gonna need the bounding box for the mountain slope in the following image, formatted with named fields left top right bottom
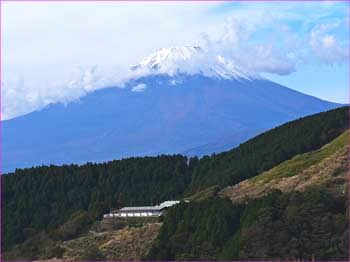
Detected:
left=3, top=107, right=348, bottom=256
left=216, top=132, right=349, bottom=260
left=219, top=130, right=348, bottom=203
left=146, top=131, right=348, bottom=260
left=3, top=68, right=341, bottom=172
left=186, top=106, right=348, bottom=193
left=63, top=222, right=162, bottom=261
left=3, top=222, right=162, bottom=261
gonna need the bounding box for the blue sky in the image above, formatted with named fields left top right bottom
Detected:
left=2, top=1, right=349, bottom=120
left=212, top=1, right=348, bottom=104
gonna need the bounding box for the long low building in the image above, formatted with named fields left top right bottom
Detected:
left=103, top=200, right=182, bottom=218
left=112, top=206, right=163, bottom=217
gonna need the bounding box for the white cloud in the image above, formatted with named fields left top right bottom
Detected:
left=309, top=22, right=348, bottom=65
left=1, top=65, right=116, bottom=120
left=322, top=35, right=336, bottom=48
left=131, top=83, right=146, bottom=92
left=2, top=2, right=222, bottom=119
left=200, top=17, right=298, bottom=76
left=2, top=2, right=348, bottom=120
left=169, top=79, right=183, bottom=86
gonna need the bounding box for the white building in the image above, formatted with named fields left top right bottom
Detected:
left=103, top=200, right=183, bottom=218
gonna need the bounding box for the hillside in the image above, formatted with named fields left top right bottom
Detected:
left=220, top=130, right=349, bottom=203
left=4, top=222, right=162, bottom=261
left=2, top=155, right=190, bottom=252
left=146, top=131, right=349, bottom=260
left=2, top=107, right=349, bottom=259
left=63, top=222, right=162, bottom=260
left=187, top=106, right=348, bottom=193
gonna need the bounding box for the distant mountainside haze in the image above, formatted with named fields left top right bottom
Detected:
left=2, top=46, right=342, bottom=172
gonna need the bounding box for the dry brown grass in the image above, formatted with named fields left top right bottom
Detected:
left=99, top=222, right=162, bottom=260
left=220, top=141, right=349, bottom=204
left=62, top=222, right=162, bottom=261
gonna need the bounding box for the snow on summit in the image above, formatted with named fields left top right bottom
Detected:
left=131, top=46, right=252, bottom=80
left=136, top=46, right=201, bottom=70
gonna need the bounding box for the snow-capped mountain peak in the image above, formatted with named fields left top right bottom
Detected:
left=131, top=46, right=252, bottom=80
left=136, top=46, right=201, bottom=70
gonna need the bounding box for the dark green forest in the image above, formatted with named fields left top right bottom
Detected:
left=2, top=155, right=190, bottom=251
left=187, top=106, right=349, bottom=193
left=2, top=106, right=349, bottom=255
left=146, top=188, right=348, bottom=260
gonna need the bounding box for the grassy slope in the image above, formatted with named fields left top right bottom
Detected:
left=220, top=130, right=349, bottom=203
left=250, top=130, right=348, bottom=184
left=4, top=221, right=162, bottom=261
left=188, top=106, right=348, bottom=193
left=185, top=185, right=220, bottom=202
left=150, top=132, right=349, bottom=260
left=63, top=223, right=162, bottom=260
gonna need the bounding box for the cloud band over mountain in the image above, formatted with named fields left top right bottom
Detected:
left=2, top=2, right=348, bottom=120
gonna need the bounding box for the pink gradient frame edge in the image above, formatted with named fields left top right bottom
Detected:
left=0, top=1, right=349, bottom=262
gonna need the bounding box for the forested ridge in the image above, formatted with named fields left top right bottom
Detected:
left=146, top=188, right=347, bottom=260
left=2, top=155, right=191, bottom=251
left=187, top=106, right=349, bottom=193
left=2, top=106, right=349, bottom=256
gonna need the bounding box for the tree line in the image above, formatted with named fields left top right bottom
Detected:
left=2, top=106, right=348, bottom=253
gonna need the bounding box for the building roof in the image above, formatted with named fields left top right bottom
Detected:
left=112, top=206, right=162, bottom=213
left=120, top=206, right=161, bottom=211
left=111, top=200, right=183, bottom=213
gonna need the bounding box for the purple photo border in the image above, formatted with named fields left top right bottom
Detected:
left=1, top=1, right=3, bottom=262
left=0, top=0, right=348, bottom=2
left=348, top=2, right=350, bottom=262
left=0, top=0, right=349, bottom=262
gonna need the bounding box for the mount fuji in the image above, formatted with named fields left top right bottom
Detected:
left=2, top=46, right=341, bottom=173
